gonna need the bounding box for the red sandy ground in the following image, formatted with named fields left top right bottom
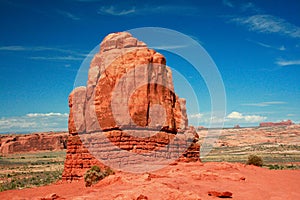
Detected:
left=1, top=161, right=299, bottom=200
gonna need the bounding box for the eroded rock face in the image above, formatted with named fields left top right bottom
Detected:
left=0, top=132, right=68, bottom=155
left=260, top=120, right=293, bottom=127
left=62, top=32, right=199, bottom=180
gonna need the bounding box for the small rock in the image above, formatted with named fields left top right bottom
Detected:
left=208, top=190, right=232, bottom=198
left=40, top=193, right=61, bottom=200
left=136, top=194, right=148, bottom=200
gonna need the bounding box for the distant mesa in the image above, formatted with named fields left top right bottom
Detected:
left=259, top=120, right=293, bottom=127
left=0, top=132, right=68, bottom=156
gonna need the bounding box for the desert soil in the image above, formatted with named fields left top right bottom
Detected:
left=0, top=161, right=299, bottom=200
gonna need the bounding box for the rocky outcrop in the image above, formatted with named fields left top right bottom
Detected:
left=259, top=120, right=293, bottom=127
left=62, top=32, right=199, bottom=181
left=0, top=132, right=68, bottom=155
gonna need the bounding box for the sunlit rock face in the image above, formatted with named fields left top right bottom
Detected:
left=62, top=32, right=199, bottom=181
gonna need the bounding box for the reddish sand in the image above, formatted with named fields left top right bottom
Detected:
left=1, top=161, right=299, bottom=200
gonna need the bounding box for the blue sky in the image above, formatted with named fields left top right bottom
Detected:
left=0, top=0, right=299, bottom=133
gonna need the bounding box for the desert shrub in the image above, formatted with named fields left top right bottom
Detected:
left=104, top=166, right=115, bottom=176
left=84, top=166, right=104, bottom=187
left=269, top=164, right=284, bottom=170
left=84, top=166, right=114, bottom=187
left=246, top=154, right=263, bottom=167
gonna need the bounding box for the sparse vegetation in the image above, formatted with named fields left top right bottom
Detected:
left=0, top=150, right=65, bottom=192
left=246, top=154, right=263, bottom=167
left=0, top=170, right=61, bottom=191
left=84, top=165, right=114, bottom=187
left=268, top=164, right=284, bottom=170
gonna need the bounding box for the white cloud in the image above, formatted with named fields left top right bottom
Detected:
left=226, top=111, right=266, bottom=122
left=0, top=113, right=68, bottom=133
left=231, top=14, right=300, bottom=38
left=189, top=111, right=266, bottom=126
left=26, top=112, right=68, bottom=117
left=189, top=113, right=204, bottom=119
left=98, top=6, right=135, bottom=16
left=243, top=115, right=266, bottom=123
left=276, top=60, right=300, bottom=66
left=227, top=111, right=243, bottom=119
left=242, top=101, right=286, bottom=107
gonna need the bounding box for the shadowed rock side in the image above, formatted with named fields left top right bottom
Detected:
left=62, top=32, right=199, bottom=180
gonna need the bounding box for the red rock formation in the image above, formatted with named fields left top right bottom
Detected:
left=259, top=120, right=293, bottom=127
left=0, top=132, right=68, bottom=155
left=234, top=124, right=241, bottom=129
left=62, top=32, right=199, bottom=181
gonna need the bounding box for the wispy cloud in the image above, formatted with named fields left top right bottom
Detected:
left=0, top=45, right=87, bottom=61
left=0, top=46, right=27, bottom=51
left=223, top=0, right=234, bottom=8
left=30, top=56, right=83, bottom=61
left=98, top=5, right=199, bottom=16
left=240, top=2, right=261, bottom=13
left=150, top=44, right=190, bottom=50
left=242, top=101, right=287, bottom=107
left=0, top=45, right=85, bottom=54
left=0, top=112, right=68, bottom=133
left=231, top=15, right=300, bottom=38
left=57, top=10, right=80, bottom=20
left=247, top=39, right=286, bottom=51
left=98, top=6, right=135, bottom=16
left=276, top=59, right=300, bottom=66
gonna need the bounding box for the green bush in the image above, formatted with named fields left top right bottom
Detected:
left=269, top=164, right=284, bottom=170
left=84, top=166, right=104, bottom=187
left=246, top=154, right=263, bottom=167
left=84, top=166, right=114, bottom=187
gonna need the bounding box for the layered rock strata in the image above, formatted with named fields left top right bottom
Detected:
left=62, top=32, right=199, bottom=180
